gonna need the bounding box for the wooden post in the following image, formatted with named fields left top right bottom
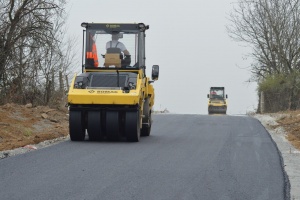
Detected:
left=51, top=69, right=55, bottom=92
left=59, top=71, right=64, bottom=93
left=65, top=74, right=69, bottom=92
left=260, top=91, right=265, bottom=113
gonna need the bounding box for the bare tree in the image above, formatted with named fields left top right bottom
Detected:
left=0, top=0, right=78, bottom=106
left=227, top=0, right=300, bottom=110
left=228, top=0, right=300, bottom=77
left=36, top=11, right=78, bottom=106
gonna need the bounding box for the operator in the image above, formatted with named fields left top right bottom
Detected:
left=106, top=33, right=131, bottom=66
left=211, top=91, right=217, bottom=98
left=86, top=32, right=99, bottom=67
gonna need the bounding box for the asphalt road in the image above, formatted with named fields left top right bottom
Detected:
left=0, top=114, right=289, bottom=200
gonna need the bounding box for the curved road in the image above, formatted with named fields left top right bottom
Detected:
left=0, top=114, right=289, bottom=200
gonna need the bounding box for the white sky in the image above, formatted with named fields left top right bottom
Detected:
left=66, top=0, right=258, bottom=115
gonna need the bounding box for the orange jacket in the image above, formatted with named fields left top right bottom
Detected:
left=86, top=42, right=99, bottom=67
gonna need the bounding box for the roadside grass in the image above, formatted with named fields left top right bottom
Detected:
left=276, top=110, right=300, bottom=150
left=23, top=128, right=33, bottom=137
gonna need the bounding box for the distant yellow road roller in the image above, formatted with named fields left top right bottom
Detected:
left=68, top=23, right=159, bottom=142
left=207, top=87, right=228, bottom=114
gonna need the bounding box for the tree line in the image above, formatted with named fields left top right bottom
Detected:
left=227, top=0, right=300, bottom=112
left=0, top=0, right=76, bottom=107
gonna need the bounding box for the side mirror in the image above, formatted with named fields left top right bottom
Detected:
left=226, top=94, right=228, bottom=98
left=152, top=65, right=159, bottom=81
left=207, top=94, right=209, bottom=98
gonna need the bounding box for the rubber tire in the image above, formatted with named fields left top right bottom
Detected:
left=69, top=111, right=85, bottom=141
left=126, top=111, right=140, bottom=142
left=87, top=111, right=102, bottom=141
left=106, top=111, right=119, bottom=140
left=141, top=98, right=151, bottom=136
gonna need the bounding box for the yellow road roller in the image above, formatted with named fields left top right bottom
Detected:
left=207, top=87, right=228, bottom=114
left=68, top=23, right=159, bottom=142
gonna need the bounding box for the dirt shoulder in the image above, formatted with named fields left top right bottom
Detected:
left=272, top=110, right=300, bottom=150
left=0, top=103, right=69, bottom=152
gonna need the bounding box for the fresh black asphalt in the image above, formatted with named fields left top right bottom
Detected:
left=0, top=114, right=289, bottom=200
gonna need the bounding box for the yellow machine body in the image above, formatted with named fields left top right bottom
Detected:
left=68, top=22, right=159, bottom=142
left=207, top=87, right=228, bottom=114
left=68, top=70, right=146, bottom=105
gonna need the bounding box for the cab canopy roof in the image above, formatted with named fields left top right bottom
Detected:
left=80, top=22, right=149, bottom=33
left=210, top=87, right=224, bottom=90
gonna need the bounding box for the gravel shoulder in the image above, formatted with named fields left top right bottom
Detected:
left=253, top=114, right=300, bottom=200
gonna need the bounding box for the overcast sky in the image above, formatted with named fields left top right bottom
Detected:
left=66, top=0, right=258, bottom=115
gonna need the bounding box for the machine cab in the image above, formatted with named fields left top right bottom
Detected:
left=81, top=23, right=148, bottom=70
left=208, top=87, right=227, bottom=99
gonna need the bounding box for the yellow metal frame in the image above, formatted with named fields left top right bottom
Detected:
left=68, top=68, right=154, bottom=110
left=208, top=99, right=227, bottom=108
